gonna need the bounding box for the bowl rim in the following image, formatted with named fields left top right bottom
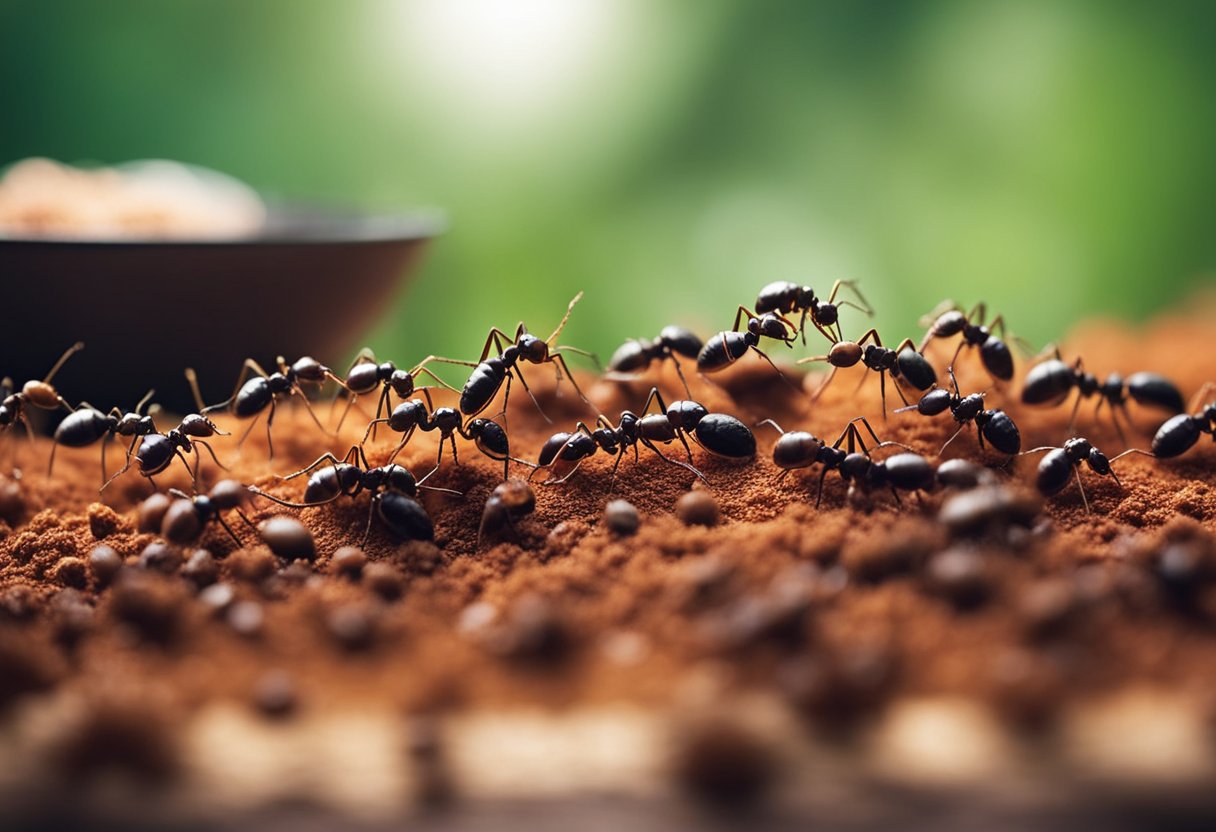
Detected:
left=0, top=208, right=447, bottom=247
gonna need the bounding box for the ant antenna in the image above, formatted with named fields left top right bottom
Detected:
left=547, top=291, right=585, bottom=345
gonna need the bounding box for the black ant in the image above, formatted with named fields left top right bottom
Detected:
left=420, top=292, right=599, bottom=423
left=1148, top=382, right=1216, bottom=459
left=1022, top=437, right=1134, bottom=513
left=796, top=330, right=937, bottom=417
left=1021, top=349, right=1185, bottom=443
left=101, top=369, right=230, bottom=492
left=333, top=348, right=460, bottom=433
left=533, top=388, right=756, bottom=485
left=0, top=342, right=84, bottom=447
left=360, top=399, right=531, bottom=480
left=696, top=306, right=800, bottom=388
left=896, top=369, right=1022, bottom=457
left=49, top=389, right=157, bottom=480
left=753, top=279, right=874, bottom=344
left=756, top=417, right=910, bottom=506
left=919, top=302, right=1015, bottom=382
left=197, top=355, right=338, bottom=458
left=250, top=445, right=456, bottom=543
left=161, top=480, right=258, bottom=546
left=839, top=449, right=938, bottom=506
left=605, top=326, right=703, bottom=396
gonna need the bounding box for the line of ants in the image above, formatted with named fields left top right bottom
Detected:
left=2, top=283, right=1210, bottom=530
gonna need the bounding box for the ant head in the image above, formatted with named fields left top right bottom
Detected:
left=815, top=302, right=839, bottom=326
left=388, top=369, right=415, bottom=398
left=1088, top=448, right=1112, bottom=475
left=179, top=413, right=219, bottom=437
left=290, top=356, right=328, bottom=384
left=750, top=314, right=793, bottom=342
left=517, top=333, right=549, bottom=363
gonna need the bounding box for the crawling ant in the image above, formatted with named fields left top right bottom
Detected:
left=919, top=302, right=1015, bottom=382
left=796, top=330, right=937, bottom=417
left=421, top=292, right=599, bottom=423
left=0, top=342, right=83, bottom=448
left=49, top=389, right=156, bottom=481
left=360, top=399, right=530, bottom=480
left=161, top=480, right=258, bottom=546
left=1021, top=349, right=1184, bottom=443
left=605, top=326, right=703, bottom=396
left=198, top=355, right=337, bottom=458
left=896, top=369, right=1021, bottom=458
left=696, top=306, right=801, bottom=389
left=753, top=279, right=874, bottom=344
left=1147, top=382, right=1216, bottom=459
left=533, top=388, right=755, bottom=485
left=840, top=450, right=938, bottom=506
left=758, top=416, right=908, bottom=507
left=1022, top=437, right=1134, bottom=513
left=250, top=444, right=455, bottom=543
left=333, top=348, right=459, bottom=433
left=101, top=369, right=230, bottom=492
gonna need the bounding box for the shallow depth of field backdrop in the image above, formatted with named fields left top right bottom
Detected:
left=3, top=0, right=1215, bottom=362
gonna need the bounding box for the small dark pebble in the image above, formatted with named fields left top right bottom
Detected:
left=226, top=600, right=264, bottom=638
left=138, top=541, right=182, bottom=575
left=0, top=585, right=41, bottom=621
left=87, top=503, right=125, bottom=540
left=259, top=517, right=316, bottom=561
left=925, top=548, right=992, bottom=610
left=604, top=499, right=640, bottom=536
left=252, top=669, right=298, bottom=718
left=478, top=480, right=536, bottom=542
left=108, top=571, right=184, bottom=644
left=674, top=719, right=776, bottom=809
left=197, top=582, right=236, bottom=614
left=939, top=485, right=1040, bottom=536
left=364, top=562, right=404, bottom=601
left=89, top=545, right=123, bottom=587
left=0, top=477, right=24, bottom=525
left=485, top=594, right=570, bottom=664
left=137, top=493, right=172, bottom=534
left=331, top=546, right=367, bottom=579
left=50, top=589, right=94, bottom=647
left=181, top=548, right=218, bottom=588
left=161, top=500, right=202, bottom=545
left=52, top=556, right=89, bottom=590
left=676, top=490, right=719, bottom=527
left=327, top=604, right=375, bottom=650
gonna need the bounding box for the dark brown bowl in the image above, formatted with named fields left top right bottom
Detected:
left=0, top=209, right=442, bottom=415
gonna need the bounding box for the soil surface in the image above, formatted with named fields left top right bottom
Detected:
left=1, top=301, right=1215, bottom=806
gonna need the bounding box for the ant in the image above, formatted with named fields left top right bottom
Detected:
left=1022, top=437, right=1134, bottom=513
left=756, top=417, right=911, bottom=506
left=696, top=306, right=800, bottom=388
left=605, top=326, right=703, bottom=396
left=796, top=330, right=937, bottom=417
left=360, top=399, right=530, bottom=481
left=250, top=445, right=456, bottom=543
left=1021, top=349, right=1185, bottom=443
left=420, top=292, right=599, bottom=424
left=1148, top=382, right=1216, bottom=460
left=49, top=389, right=156, bottom=481
left=101, top=369, right=230, bottom=492
left=896, top=369, right=1022, bottom=457
left=533, top=388, right=756, bottom=485
left=919, top=302, right=1015, bottom=382
left=197, top=355, right=338, bottom=458
left=839, top=449, right=938, bottom=506
left=753, top=279, right=874, bottom=344
left=161, top=480, right=258, bottom=547
left=333, top=348, right=460, bottom=433
left=0, top=342, right=84, bottom=448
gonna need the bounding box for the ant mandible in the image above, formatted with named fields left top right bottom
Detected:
left=1021, top=348, right=1185, bottom=443
left=753, top=279, right=874, bottom=344
left=198, top=355, right=338, bottom=458
left=919, top=302, right=1015, bottom=382
left=796, top=329, right=937, bottom=417
left=420, top=292, right=599, bottom=424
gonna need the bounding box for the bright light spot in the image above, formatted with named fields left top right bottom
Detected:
left=388, top=0, right=625, bottom=128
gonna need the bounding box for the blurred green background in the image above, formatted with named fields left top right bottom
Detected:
left=3, top=0, right=1215, bottom=363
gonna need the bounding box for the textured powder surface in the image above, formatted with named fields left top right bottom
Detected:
left=0, top=305, right=1215, bottom=820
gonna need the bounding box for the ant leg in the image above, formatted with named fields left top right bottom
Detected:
left=99, top=439, right=139, bottom=493
left=292, top=386, right=330, bottom=436
left=675, top=431, right=697, bottom=465
left=478, top=327, right=517, bottom=363
left=1185, top=382, right=1216, bottom=414
left=731, top=305, right=757, bottom=333
left=855, top=328, right=883, bottom=348
left=1104, top=400, right=1128, bottom=447
left=546, top=290, right=586, bottom=344
left=797, top=308, right=810, bottom=346
left=815, top=467, right=831, bottom=508
left=640, top=438, right=707, bottom=483
left=248, top=486, right=341, bottom=509
left=361, top=418, right=392, bottom=447
left=892, top=375, right=912, bottom=407
left=812, top=366, right=837, bottom=402
left=184, top=368, right=210, bottom=414
left=41, top=342, right=84, bottom=386
left=278, top=451, right=347, bottom=481
left=939, top=424, right=967, bottom=458
left=385, top=427, right=418, bottom=466
left=47, top=439, right=60, bottom=478
left=848, top=416, right=886, bottom=453
left=412, top=365, right=461, bottom=395
left=550, top=354, right=599, bottom=414
left=362, top=497, right=378, bottom=546
left=749, top=346, right=801, bottom=394
left=755, top=419, right=785, bottom=436
left=235, top=509, right=260, bottom=535
left=1073, top=466, right=1091, bottom=514
left=827, top=279, right=874, bottom=315
left=945, top=341, right=966, bottom=378
left=553, top=344, right=602, bottom=371
left=264, top=401, right=277, bottom=460
left=640, top=386, right=670, bottom=416
left=214, top=514, right=244, bottom=547
left=988, top=314, right=1008, bottom=339
left=510, top=367, right=551, bottom=424
left=193, top=439, right=229, bottom=473
left=668, top=353, right=693, bottom=398
left=1065, top=393, right=1084, bottom=437
left=448, top=433, right=460, bottom=467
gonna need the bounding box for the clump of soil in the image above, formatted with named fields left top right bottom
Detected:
left=0, top=303, right=1214, bottom=791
